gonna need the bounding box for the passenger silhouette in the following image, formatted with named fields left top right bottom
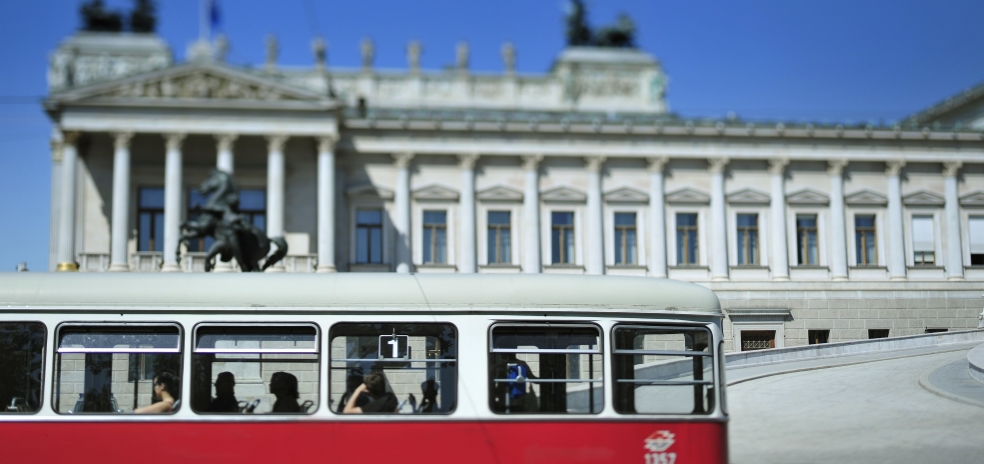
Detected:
left=416, top=379, right=439, bottom=413
left=336, top=371, right=369, bottom=413
left=270, top=372, right=300, bottom=413
left=135, top=371, right=178, bottom=414
left=343, top=371, right=398, bottom=414
left=208, top=372, right=240, bottom=413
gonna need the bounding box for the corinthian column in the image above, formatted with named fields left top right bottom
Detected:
left=521, top=154, right=543, bottom=273
left=458, top=153, right=479, bottom=273
left=161, top=133, right=186, bottom=272
left=55, top=131, right=80, bottom=271
left=316, top=135, right=338, bottom=273
left=648, top=157, right=668, bottom=278
left=393, top=152, right=415, bottom=273
left=585, top=156, right=606, bottom=275
left=769, top=158, right=790, bottom=281
left=828, top=159, right=849, bottom=281
left=109, top=132, right=133, bottom=272
left=886, top=160, right=907, bottom=281
left=709, top=157, right=729, bottom=281
left=265, top=135, right=289, bottom=272
left=943, top=161, right=964, bottom=280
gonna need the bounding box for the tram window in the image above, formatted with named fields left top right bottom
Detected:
left=0, top=322, right=45, bottom=414
left=329, top=323, right=457, bottom=415
left=192, top=324, right=319, bottom=414
left=489, top=324, right=602, bottom=415
left=53, top=324, right=182, bottom=414
left=612, top=325, right=714, bottom=415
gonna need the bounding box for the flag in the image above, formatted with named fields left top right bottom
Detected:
left=210, top=0, right=221, bottom=32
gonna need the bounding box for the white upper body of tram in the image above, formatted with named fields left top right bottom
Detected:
left=0, top=273, right=726, bottom=423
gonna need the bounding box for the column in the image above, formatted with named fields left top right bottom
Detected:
left=161, top=133, right=186, bottom=272
left=458, top=153, right=479, bottom=273
left=521, top=154, right=543, bottom=273
left=768, top=158, right=790, bottom=281
left=216, top=133, right=237, bottom=173
left=585, top=156, right=606, bottom=275
left=393, top=152, right=415, bottom=273
left=213, top=134, right=237, bottom=272
left=265, top=135, right=289, bottom=272
left=316, top=135, right=338, bottom=273
left=109, top=132, right=133, bottom=272
left=886, top=160, right=907, bottom=281
left=943, top=161, right=964, bottom=281
left=828, top=159, right=849, bottom=281
left=709, top=157, right=730, bottom=281
left=55, top=131, right=80, bottom=271
left=648, top=157, right=668, bottom=278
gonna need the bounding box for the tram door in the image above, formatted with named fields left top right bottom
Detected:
left=740, top=330, right=776, bottom=351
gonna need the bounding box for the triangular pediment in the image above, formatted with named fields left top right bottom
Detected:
left=665, top=188, right=710, bottom=205
left=477, top=185, right=523, bottom=202
left=845, top=189, right=887, bottom=206
left=727, top=188, right=770, bottom=205
left=413, top=184, right=459, bottom=201
left=541, top=186, right=587, bottom=203
left=903, top=190, right=944, bottom=206
left=960, top=191, right=984, bottom=206
left=787, top=188, right=829, bottom=206
left=604, top=187, right=649, bottom=203
left=346, top=183, right=394, bottom=199
left=53, top=61, right=331, bottom=105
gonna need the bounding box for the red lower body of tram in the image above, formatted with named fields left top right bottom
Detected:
left=1, top=420, right=725, bottom=463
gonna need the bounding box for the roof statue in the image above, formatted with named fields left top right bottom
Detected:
left=178, top=169, right=288, bottom=272
left=80, top=0, right=157, bottom=33
left=565, top=0, right=637, bottom=48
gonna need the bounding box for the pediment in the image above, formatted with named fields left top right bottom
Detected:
left=604, top=187, right=649, bottom=203
left=727, top=188, right=770, bottom=205
left=787, top=188, right=829, bottom=206
left=665, top=188, right=710, bottom=205
left=960, top=191, right=984, bottom=206
left=477, top=185, right=523, bottom=202
left=541, top=186, right=587, bottom=203
left=54, top=61, right=330, bottom=104
left=902, top=190, right=944, bottom=206
left=413, top=184, right=459, bottom=201
left=346, top=183, right=394, bottom=199
left=845, top=189, right=887, bottom=206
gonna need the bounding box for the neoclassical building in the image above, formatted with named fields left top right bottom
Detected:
left=44, top=32, right=984, bottom=351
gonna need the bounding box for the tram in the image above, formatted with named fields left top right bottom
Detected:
left=0, top=273, right=727, bottom=463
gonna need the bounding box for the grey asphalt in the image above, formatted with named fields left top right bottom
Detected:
left=727, top=345, right=984, bottom=464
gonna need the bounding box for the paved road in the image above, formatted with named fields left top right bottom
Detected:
left=728, top=348, right=984, bottom=464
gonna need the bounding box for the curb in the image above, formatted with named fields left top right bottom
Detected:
left=916, top=365, right=984, bottom=410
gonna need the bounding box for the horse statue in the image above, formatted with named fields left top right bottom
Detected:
left=178, top=169, right=288, bottom=272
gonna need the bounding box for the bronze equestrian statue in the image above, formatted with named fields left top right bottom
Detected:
left=178, top=169, right=288, bottom=272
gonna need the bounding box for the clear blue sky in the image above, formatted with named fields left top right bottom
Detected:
left=2, top=0, right=983, bottom=271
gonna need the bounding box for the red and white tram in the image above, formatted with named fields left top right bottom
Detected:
left=0, top=273, right=727, bottom=463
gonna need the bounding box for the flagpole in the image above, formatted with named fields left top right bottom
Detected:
left=200, top=0, right=210, bottom=41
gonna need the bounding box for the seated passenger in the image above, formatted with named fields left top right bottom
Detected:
left=336, top=371, right=369, bottom=413
left=416, top=379, right=439, bottom=413
left=270, top=372, right=300, bottom=413
left=134, top=372, right=178, bottom=414
left=343, top=371, right=398, bottom=414
left=493, top=352, right=537, bottom=413
left=208, top=372, right=240, bottom=413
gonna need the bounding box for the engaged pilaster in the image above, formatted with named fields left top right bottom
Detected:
left=886, top=160, right=907, bottom=281
left=55, top=131, right=80, bottom=271
left=943, top=161, right=964, bottom=280
left=828, top=159, right=849, bottom=281
left=585, top=156, right=606, bottom=275
left=458, top=153, right=480, bottom=273
left=709, top=157, right=730, bottom=281
left=393, top=152, right=415, bottom=273
left=109, top=132, right=134, bottom=272
left=769, top=158, right=790, bottom=281
left=161, top=133, right=186, bottom=272
left=648, top=157, right=668, bottom=278
left=521, top=154, right=543, bottom=273
left=316, top=135, right=338, bottom=273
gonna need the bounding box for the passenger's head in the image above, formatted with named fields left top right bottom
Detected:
left=364, top=371, right=388, bottom=397
left=421, top=379, right=439, bottom=398
left=215, top=372, right=236, bottom=395
left=154, top=372, right=179, bottom=398
left=270, top=372, right=299, bottom=399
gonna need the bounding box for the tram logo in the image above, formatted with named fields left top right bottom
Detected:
left=644, top=430, right=675, bottom=452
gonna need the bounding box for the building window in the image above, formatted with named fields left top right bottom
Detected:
left=138, top=187, right=164, bottom=252
left=807, top=330, right=829, bottom=345
left=356, top=209, right=383, bottom=264
left=868, top=329, right=889, bottom=339
left=968, top=216, right=984, bottom=266
left=911, top=216, right=935, bottom=266
left=422, top=211, right=448, bottom=264
left=676, top=213, right=698, bottom=265
left=925, top=328, right=948, bottom=334
left=736, top=213, right=758, bottom=265
left=796, top=214, right=819, bottom=266
left=614, top=212, right=637, bottom=265
left=854, top=215, right=877, bottom=266
left=487, top=211, right=511, bottom=264
left=551, top=212, right=575, bottom=264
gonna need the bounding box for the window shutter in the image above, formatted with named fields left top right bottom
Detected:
left=911, top=216, right=934, bottom=252
left=969, top=217, right=984, bottom=254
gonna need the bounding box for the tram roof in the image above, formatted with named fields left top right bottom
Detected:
left=0, top=273, right=720, bottom=314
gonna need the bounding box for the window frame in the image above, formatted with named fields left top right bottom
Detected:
left=487, top=210, right=512, bottom=265
left=854, top=214, right=878, bottom=266
left=613, top=212, right=638, bottom=266
left=910, top=214, right=937, bottom=267
left=735, top=213, right=759, bottom=266
left=422, top=210, right=448, bottom=264
left=675, top=212, right=700, bottom=266
left=0, top=321, right=47, bottom=415
left=137, top=186, right=165, bottom=252
left=355, top=208, right=385, bottom=265
left=550, top=211, right=576, bottom=265
left=795, top=213, right=820, bottom=266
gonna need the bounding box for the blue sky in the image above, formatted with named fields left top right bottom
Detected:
left=2, top=0, right=983, bottom=271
